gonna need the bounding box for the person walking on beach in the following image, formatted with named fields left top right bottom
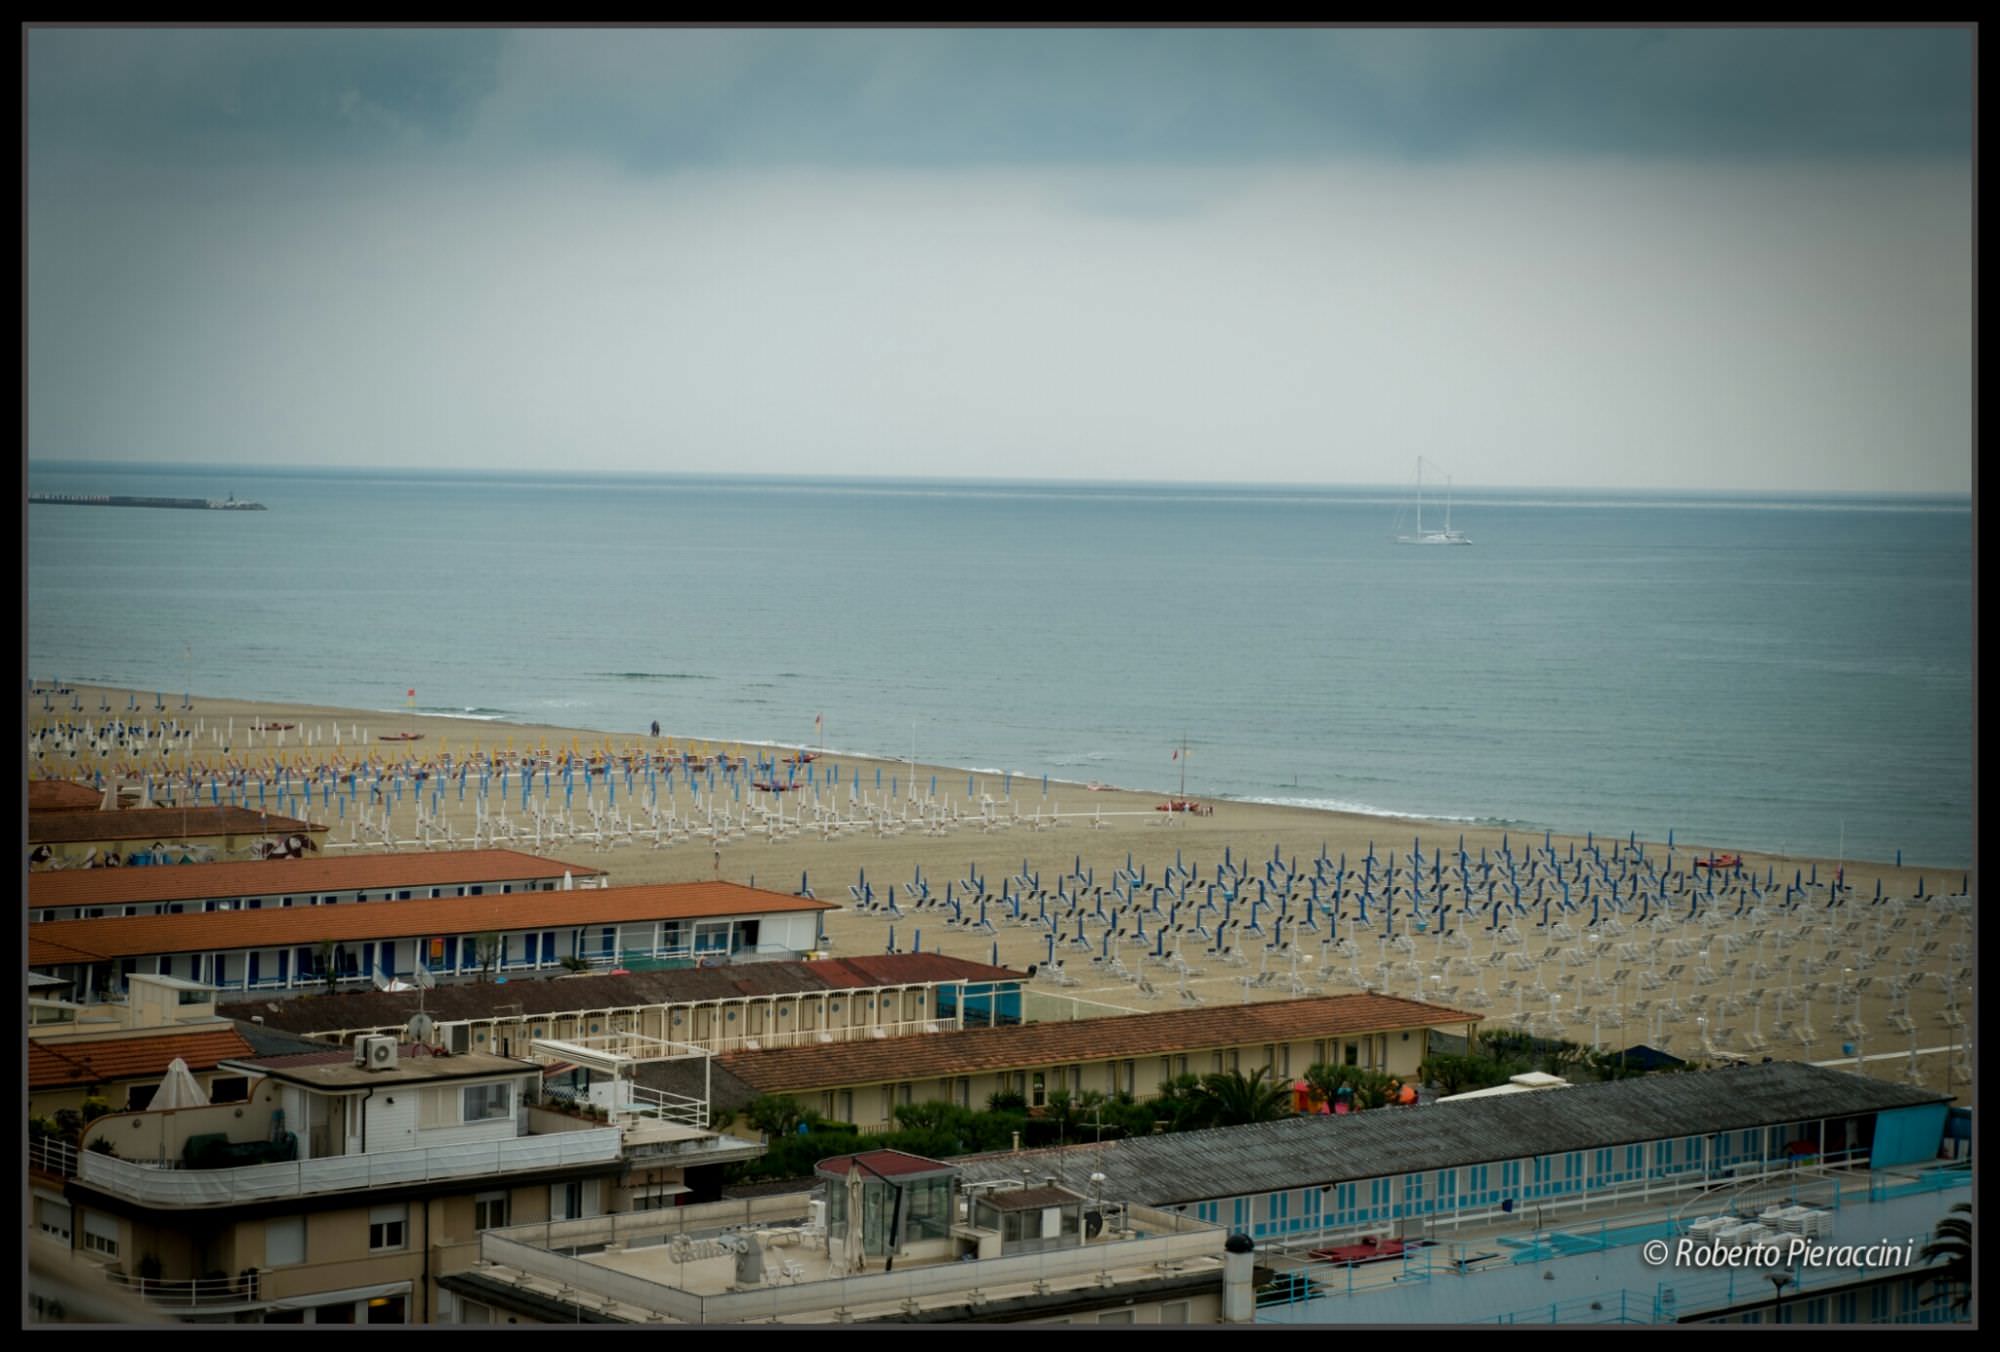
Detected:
left=651, top=720, right=660, bottom=738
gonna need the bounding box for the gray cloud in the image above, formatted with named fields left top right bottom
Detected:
left=25, top=28, right=1974, bottom=492
left=28, top=28, right=1974, bottom=171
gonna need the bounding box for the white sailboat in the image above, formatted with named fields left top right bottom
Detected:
left=1394, top=456, right=1472, bottom=545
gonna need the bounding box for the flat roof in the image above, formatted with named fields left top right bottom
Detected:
left=222, top=1045, right=537, bottom=1090
left=28, top=849, right=603, bottom=909
left=29, top=882, right=835, bottom=964
left=218, top=952, right=1019, bottom=1032
left=981, top=1186, right=1086, bottom=1211
left=719, top=994, right=1479, bottom=1093
left=29, top=806, right=325, bottom=845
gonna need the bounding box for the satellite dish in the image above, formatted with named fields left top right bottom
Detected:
left=407, top=1012, right=436, bottom=1045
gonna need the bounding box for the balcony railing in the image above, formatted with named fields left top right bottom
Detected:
left=104, top=1269, right=263, bottom=1309
left=75, top=1126, right=624, bottom=1207
left=29, top=1137, right=78, bottom=1178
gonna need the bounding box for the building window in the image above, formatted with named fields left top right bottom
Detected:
left=36, top=1198, right=71, bottom=1244
left=210, top=1076, right=250, bottom=1104
left=369, top=1205, right=408, bottom=1252
left=552, top=1181, right=586, bottom=1221
left=463, top=1082, right=513, bottom=1121
left=474, top=1192, right=509, bottom=1231
left=266, top=1216, right=306, bottom=1267
left=126, top=1083, right=159, bottom=1111
left=1030, top=1072, right=1047, bottom=1108
left=82, top=1211, right=119, bottom=1259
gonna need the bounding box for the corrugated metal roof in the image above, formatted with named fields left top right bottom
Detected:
left=215, top=952, right=1019, bottom=1032
left=28, top=882, right=833, bottom=964
left=29, top=1027, right=256, bottom=1089
left=719, top=995, right=1476, bottom=1093
left=29, top=806, right=324, bottom=845
left=949, top=1063, right=1952, bottom=1204
left=28, top=849, right=602, bottom=908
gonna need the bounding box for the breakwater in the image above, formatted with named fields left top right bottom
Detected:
left=30, top=493, right=265, bottom=511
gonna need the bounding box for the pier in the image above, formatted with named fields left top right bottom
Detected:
left=30, top=493, right=266, bottom=511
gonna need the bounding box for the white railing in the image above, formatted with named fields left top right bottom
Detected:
left=620, top=1084, right=707, bottom=1129
left=478, top=1202, right=1221, bottom=1323
left=76, top=1126, right=623, bottom=1207
left=29, top=1137, right=78, bottom=1177
left=104, top=1269, right=262, bottom=1308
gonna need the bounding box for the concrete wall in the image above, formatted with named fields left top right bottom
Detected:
left=81, top=1078, right=285, bottom=1162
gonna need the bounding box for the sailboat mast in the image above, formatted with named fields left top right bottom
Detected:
left=1415, top=457, right=1423, bottom=534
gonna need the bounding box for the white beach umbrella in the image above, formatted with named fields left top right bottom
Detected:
left=152, top=1057, right=210, bottom=1110
left=845, top=1162, right=867, bottom=1273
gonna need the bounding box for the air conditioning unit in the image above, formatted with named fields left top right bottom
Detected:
left=355, top=1034, right=398, bottom=1071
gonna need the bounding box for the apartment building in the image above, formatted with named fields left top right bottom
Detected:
left=30, top=1037, right=761, bottom=1324
left=441, top=1149, right=1258, bottom=1325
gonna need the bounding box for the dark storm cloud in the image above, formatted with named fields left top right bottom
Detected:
left=28, top=28, right=1974, bottom=170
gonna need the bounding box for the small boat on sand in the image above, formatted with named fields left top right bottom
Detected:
left=379, top=732, right=426, bottom=742
left=1694, top=853, right=1741, bottom=870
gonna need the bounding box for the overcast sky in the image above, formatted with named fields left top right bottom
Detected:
left=26, top=27, right=1974, bottom=492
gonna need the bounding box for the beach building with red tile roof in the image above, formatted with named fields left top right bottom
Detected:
left=715, top=993, right=1481, bottom=1131
left=29, top=849, right=603, bottom=922
left=29, top=881, right=836, bottom=1003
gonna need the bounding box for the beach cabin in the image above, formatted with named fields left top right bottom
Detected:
left=29, top=882, right=836, bottom=1002
left=28, top=849, right=604, bottom=922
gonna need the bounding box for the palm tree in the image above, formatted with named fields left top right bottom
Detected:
left=1197, top=1067, right=1293, bottom=1127
left=1152, top=1074, right=1212, bottom=1131
left=1043, top=1088, right=1079, bottom=1144
left=1919, top=1202, right=1971, bottom=1314
left=1303, top=1062, right=1396, bottom=1111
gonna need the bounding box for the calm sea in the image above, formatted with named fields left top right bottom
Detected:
left=25, top=462, right=1975, bottom=869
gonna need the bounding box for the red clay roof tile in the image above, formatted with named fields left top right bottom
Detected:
left=29, top=849, right=602, bottom=909
left=29, top=1027, right=256, bottom=1089
left=29, top=807, right=324, bottom=846
left=720, top=994, right=1479, bottom=1093
left=28, top=882, right=833, bottom=965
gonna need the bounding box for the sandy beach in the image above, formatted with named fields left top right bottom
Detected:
left=27, top=684, right=1973, bottom=1097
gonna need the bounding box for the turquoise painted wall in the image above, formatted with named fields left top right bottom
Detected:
left=1872, top=1105, right=1948, bottom=1168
